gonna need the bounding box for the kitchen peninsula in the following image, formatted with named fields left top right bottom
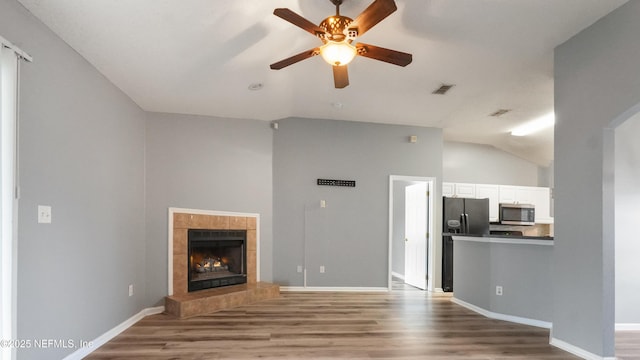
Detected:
left=451, top=234, right=554, bottom=328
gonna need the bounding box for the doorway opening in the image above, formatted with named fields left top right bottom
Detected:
left=388, top=176, right=435, bottom=291
left=612, top=105, right=640, bottom=357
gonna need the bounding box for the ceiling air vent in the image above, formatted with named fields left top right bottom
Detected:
left=490, top=109, right=511, bottom=117
left=432, top=84, right=455, bottom=95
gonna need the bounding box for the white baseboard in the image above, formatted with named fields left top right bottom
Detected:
left=63, top=306, right=165, bottom=360
left=549, top=336, right=616, bottom=360
left=280, top=286, right=388, bottom=292
left=434, top=288, right=444, bottom=293
left=391, top=272, right=405, bottom=280
left=451, top=297, right=552, bottom=329
left=616, top=323, right=640, bottom=331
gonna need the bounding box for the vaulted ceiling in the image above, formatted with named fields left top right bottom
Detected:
left=17, top=0, right=627, bottom=166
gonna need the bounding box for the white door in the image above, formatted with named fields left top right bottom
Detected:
left=404, top=183, right=427, bottom=290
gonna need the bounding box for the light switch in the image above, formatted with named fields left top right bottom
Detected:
left=38, top=205, right=52, bottom=224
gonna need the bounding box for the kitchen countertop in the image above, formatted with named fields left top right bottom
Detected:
left=447, top=233, right=554, bottom=246
left=443, top=233, right=553, bottom=240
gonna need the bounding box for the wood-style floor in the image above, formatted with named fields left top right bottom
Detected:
left=86, top=286, right=621, bottom=360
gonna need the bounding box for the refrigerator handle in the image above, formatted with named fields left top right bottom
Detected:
left=460, top=213, right=466, bottom=234
left=465, top=213, right=470, bottom=233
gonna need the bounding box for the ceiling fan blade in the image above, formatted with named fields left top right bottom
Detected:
left=333, top=65, right=349, bottom=89
left=349, top=0, right=397, bottom=37
left=356, top=43, right=412, bottom=67
left=270, top=48, right=320, bottom=70
left=274, top=8, right=327, bottom=38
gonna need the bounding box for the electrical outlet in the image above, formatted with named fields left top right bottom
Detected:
left=128, top=284, right=134, bottom=297
left=38, top=205, right=52, bottom=224
left=297, top=265, right=303, bottom=273
left=496, top=286, right=503, bottom=296
left=320, top=265, right=325, bottom=273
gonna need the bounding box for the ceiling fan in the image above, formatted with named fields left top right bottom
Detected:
left=270, top=0, right=413, bottom=89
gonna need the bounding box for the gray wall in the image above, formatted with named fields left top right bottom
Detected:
left=454, top=239, right=553, bottom=322
left=273, top=118, right=442, bottom=288
left=1, top=1, right=147, bottom=359
left=615, top=112, right=640, bottom=323
left=554, top=1, right=640, bottom=356
left=144, top=112, right=273, bottom=305
left=443, top=141, right=543, bottom=186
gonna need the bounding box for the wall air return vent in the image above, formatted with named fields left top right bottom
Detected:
left=432, top=84, right=455, bottom=95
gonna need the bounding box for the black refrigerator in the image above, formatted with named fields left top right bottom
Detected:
left=442, top=197, right=490, bottom=292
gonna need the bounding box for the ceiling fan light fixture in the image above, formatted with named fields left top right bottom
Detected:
left=320, top=41, right=357, bottom=66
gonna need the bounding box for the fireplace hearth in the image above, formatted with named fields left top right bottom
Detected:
left=188, top=229, right=247, bottom=292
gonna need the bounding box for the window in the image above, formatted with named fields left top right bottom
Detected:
left=1, top=35, right=31, bottom=360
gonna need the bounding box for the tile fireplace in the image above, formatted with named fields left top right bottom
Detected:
left=165, top=209, right=279, bottom=318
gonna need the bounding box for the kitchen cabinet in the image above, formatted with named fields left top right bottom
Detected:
left=529, top=187, right=552, bottom=223
left=442, top=183, right=454, bottom=197
left=454, top=183, right=476, bottom=198
left=475, top=184, right=499, bottom=222
left=442, top=182, right=476, bottom=198
left=499, top=185, right=534, bottom=204
left=499, top=185, right=535, bottom=204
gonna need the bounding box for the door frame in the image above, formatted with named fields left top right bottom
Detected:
left=388, top=175, right=436, bottom=291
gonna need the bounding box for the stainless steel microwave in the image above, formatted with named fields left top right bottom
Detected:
left=499, top=203, right=535, bottom=225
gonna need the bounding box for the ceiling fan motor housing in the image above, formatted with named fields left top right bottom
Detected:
left=319, top=15, right=355, bottom=42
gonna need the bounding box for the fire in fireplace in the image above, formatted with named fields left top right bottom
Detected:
left=188, top=229, right=247, bottom=292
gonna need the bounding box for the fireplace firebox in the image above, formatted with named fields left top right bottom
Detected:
left=188, top=229, right=247, bottom=292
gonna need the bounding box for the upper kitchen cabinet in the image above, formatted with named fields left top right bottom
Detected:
left=498, top=185, right=535, bottom=204
left=529, top=187, right=552, bottom=223
left=442, top=183, right=454, bottom=197
left=443, top=182, right=476, bottom=198
left=476, top=184, right=499, bottom=222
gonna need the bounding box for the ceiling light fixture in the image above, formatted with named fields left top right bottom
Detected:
left=320, top=41, right=357, bottom=66
left=510, top=112, right=555, bottom=136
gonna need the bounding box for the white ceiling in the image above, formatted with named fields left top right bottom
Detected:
left=17, top=0, right=627, bottom=166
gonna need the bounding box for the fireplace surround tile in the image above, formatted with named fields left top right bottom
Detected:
left=172, top=254, right=188, bottom=295
left=247, top=230, right=257, bottom=252
left=229, top=216, right=247, bottom=229
left=174, top=213, right=190, bottom=228
left=172, top=229, right=187, bottom=255
left=191, top=214, right=211, bottom=229
left=247, top=216, right=257, bottom=230
left=247, top=250, right=257, bottom=284
left=210, top=215, right=229, bottom=229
